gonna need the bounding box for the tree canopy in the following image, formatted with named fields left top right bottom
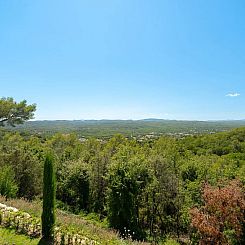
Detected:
left=0, top=97, right=36, bottom=127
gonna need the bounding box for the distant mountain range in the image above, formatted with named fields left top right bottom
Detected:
left=31, top=118, right=245, bottom=122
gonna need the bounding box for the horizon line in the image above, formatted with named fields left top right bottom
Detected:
left=30, top=118, right=245, bottom=122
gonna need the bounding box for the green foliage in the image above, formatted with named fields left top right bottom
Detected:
left=57, top=160, right=89, bottom=212
left=163, top=239, right=180, bottom=245
left=41, top=152, right=56, bottom=240
left=0, top=165, right=18, bottom=199
left=88, top=149, right=109, bottom=214
left=107, top=145, right=151, bottom=240
left=0, top=97, right=36, bottom=127
left=0, top=133, right=43, bottom=199
left=0, top=228, right=39, bottom=245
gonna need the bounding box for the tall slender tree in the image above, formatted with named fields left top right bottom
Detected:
left=41, top=152, right=56, bottom=241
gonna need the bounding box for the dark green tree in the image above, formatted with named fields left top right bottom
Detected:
left=107, top=145, right=151, bottom=240
left=0, top=97, right=36, bottom=127
left=41, top=153, right=56, bottom=241
left=57, top=160, right=89, bottom=212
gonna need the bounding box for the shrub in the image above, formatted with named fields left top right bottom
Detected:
left=190, top=180, right=245, bottom=244
left=0, top=165, right=18, bottom=199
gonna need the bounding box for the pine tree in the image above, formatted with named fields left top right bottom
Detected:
left=41, top=152, right=56, bottom=240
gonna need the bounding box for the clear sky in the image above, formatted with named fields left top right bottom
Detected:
left=0, top=0, right=244, bottom=120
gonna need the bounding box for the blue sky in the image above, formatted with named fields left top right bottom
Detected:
left=0, top=0, right=244, bottom=120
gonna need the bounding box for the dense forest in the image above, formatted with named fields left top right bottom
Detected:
left=0, top=125, right=244, bottom=244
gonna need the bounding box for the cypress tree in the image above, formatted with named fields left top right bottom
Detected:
left=41, top=152, right=56, bottom=240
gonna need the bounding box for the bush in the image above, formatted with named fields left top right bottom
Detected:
left=190, top=180, right=245, bottom=244
left=0, top=165, right=18, bottom=199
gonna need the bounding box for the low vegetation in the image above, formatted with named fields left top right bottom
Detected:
left=0, top=196, right=149, bottom=244
left=0, top=227, right=39, bottom=245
